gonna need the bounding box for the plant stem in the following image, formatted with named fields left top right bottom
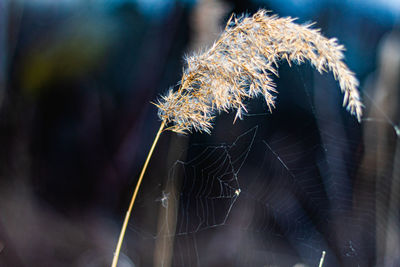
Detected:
left=112, top=121, right=165, bottom=267
left=318, top=251, right=326, bottom=267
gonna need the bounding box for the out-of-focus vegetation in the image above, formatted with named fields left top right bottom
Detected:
left=0, top=0, right=399, bottom=266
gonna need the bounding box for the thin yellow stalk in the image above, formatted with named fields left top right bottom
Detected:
left=318, top=251, right=326, bottom=267
left=111, top=121, right=165, bottom=267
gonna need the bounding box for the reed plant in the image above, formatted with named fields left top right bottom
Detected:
left=111, top=9, right=363, bottom=267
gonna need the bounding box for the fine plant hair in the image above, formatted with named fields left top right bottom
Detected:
left=112, top=9, right=363, bottom=267
left=156, top=9, right=363, bottom=134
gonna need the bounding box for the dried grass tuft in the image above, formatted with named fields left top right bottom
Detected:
left=155, top=9, right=363, bottom=134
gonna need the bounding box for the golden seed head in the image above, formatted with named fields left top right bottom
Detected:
left=156, top=9, right=363, bottom=134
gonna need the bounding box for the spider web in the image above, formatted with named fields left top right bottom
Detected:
left=126, top=64, right=400, bottom=267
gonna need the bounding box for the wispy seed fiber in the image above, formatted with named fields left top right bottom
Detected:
left=156, top=9, right=363, bottom=134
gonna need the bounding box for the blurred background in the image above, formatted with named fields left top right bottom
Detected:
left=0, top=0, right=399, bottom=266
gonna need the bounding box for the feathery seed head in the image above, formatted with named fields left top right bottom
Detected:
left=156, top=9, right=363, bottom=134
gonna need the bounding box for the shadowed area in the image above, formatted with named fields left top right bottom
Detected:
left=0, top=0, right=399, bottom=266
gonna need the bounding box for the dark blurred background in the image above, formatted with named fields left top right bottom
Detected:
left=0, top=0, right=399, bottom=266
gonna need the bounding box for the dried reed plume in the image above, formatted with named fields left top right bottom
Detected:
left=156, top=9, right=363, bottom=134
